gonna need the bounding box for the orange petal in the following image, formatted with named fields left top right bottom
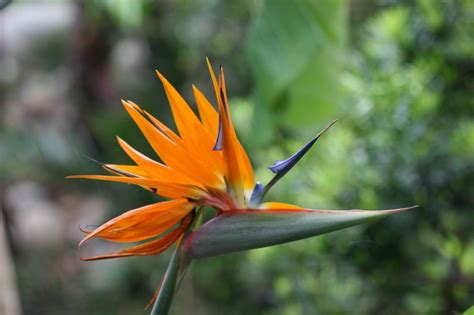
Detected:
left=122, top=100, right=224, bottom=189
left=206, top=60, right=255, bottom=206
left=103, top=164, right=149, bottom=177
left=81, top=213, right=194, bottom=261
left=81, top=227, right=182, bottom=261
left=193, top=85, right=225, bottom=175
left=259, top=202, right=305, bottom=211
left=155, top=71, right=205, bottom=144
left=117, top=137, right=199, bottom=186
left=140, top=105, right=222, bottom=177
left=140, top=108, right=182, bottom=143
left=219, top=68, right=255, bottom=192
left=79, top=199, right=195, bottom=245
left=67, top=175, right=205, bottom=199
left=193, top=84, right=219, bottom=139
left=155, top=73, right=225, bottom=184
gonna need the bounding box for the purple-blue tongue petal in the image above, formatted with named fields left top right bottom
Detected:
left=268, top=139, right=318, bottom=174
left=212, top=73, right=230, bottom=151
left=213, top=113, right=223, bottom=151
left=268, top=120, right=337, bottom=175
left=256, top=120, right=337, bottom=203
left=250, top=182, right=264, bottom=205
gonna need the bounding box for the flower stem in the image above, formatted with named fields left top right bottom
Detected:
left=150, top=239, right=183, bottom=315
left=150, top=209, right=202, bottom=315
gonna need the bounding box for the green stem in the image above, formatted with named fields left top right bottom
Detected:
left=150, top=209, right=203, bottom=315
left=150, top=240, right=183, bottom=315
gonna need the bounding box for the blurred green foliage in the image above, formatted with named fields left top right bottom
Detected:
left=247, top=0, right=346, bottom=144
left=1, top=0, right=473, bottom=314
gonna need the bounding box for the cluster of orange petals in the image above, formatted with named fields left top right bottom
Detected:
left=69, top=60, right=303, bottom=261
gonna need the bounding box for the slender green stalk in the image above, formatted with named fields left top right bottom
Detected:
left=150, top=209, right=203, bottom=315
left=150, top=240, right=183, bottom=315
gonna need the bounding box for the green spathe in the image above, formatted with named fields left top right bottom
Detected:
left=186, top=206, right=417, bottom=259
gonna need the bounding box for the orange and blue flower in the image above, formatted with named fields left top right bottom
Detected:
left=69, top=60, right=337, bottom=260
left=69, top=60, right=416, bottom=313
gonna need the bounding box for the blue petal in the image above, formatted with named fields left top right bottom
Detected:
left=268, top=120, right=337, bottom=176
left=249, top=182, right=264, bottom=206
left=213, top=113, right=223, bottom=151
left=268, top=138, right=317, bottom=175
left=212, top=79, right=229, bottom=151
left=252, top=120, right=337, bottom=205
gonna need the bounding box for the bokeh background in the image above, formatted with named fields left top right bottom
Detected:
left=1, top=0, right=473, bottom=314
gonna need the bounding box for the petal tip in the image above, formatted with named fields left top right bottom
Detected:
left=396, top=205, right=419, bottom=212
left=78, top=232, right=95, bottom=247
left=375, top=205, right=419, bottom=215
left=267, top=119, right=339, bottom=175
left=205, top=56, right=212, bottom=66
left=155, top=70, right=168, bottom=84
left=78, top=238, right=87, bottom=247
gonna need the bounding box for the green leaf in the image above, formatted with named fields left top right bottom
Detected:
left=465, top=306, right=474, bottom=315
left=246, top=0, right=347, bottom=131
left=246, top=0, right=325, bottom=103
left=186, top=206, right=416, bottom=259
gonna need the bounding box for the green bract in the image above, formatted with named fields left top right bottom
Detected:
left=186, top=207, right=416, bottom=258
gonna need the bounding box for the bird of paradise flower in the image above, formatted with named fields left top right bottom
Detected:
left=69, top=59, right=417, bottom=314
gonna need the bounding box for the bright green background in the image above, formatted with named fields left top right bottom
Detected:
left=1, top=0, right=473, bottom=314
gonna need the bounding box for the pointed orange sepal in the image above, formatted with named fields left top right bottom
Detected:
left=122, top=100, right=224, bottom=189
left=81, top=213, right=194, bottom=261
left=67, top=174, right=205, bottom=199
left=259, top=202, right=306, bottom=211
left=78, top=199, right=195, bottom=246
left=206, top=59, right=255, bottom=206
